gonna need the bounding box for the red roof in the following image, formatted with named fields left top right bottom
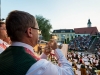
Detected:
left=74, top=27, right=98, bottom=35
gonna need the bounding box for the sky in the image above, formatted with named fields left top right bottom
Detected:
left=1, top=0, right=100, bottom=31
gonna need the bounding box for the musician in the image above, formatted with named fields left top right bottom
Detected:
left=97, top=49, right=100, bottom=59
left=0, top=10, right=74, bottom=75
left=37, top=44, right=42, bottom=55
left=0, top=21, right=9, bottom=54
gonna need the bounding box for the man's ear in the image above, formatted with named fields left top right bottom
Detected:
left=26, top=27, right=33, bottom=38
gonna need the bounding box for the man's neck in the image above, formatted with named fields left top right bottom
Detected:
left=11, top=42, right=34, bottom=53
left=0, top=37, right=3, bottom=40
left=0, top=38, right=3, bottom=41
left=21, top=38, right=36, bottom=47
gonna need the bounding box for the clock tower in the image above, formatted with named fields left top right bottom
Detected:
left=87, top=19, right=92, bottom=27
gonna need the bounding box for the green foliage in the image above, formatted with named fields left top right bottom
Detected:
left=65, top=39, right=67, bottom=44
left=36, top=15, right=52, bottom=41
left=67, top=38, right=69, bottom=44
left=91, top=36, right=96, bottom=40
left=71, top=36, right=73, bottom=40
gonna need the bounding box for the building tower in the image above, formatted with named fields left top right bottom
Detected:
left=87, top=19, right=92, bottom=27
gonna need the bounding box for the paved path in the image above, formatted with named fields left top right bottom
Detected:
left=61, top=44, right=68, bottom=59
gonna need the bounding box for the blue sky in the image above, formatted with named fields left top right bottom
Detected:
left=1, top=0, right=100, bottom=31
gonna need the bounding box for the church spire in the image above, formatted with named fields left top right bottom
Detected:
left=87, top=19, right=92, bottom=27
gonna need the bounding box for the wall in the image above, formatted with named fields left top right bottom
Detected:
left=75, top=34, right=90, bottom=37
left=52, top=33, right=75, bottom=42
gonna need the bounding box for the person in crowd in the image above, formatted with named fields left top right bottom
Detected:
left=75, top=53, right=79, bottom=60
left=86, top=65, right=92, bottom=75
left=91, top=63, right=97, bottom=75
left=88, top=58, right=92, bottom=65
left=80, top=64, right=87, bottom=75
left=3, top=36, right=11, bottom=45
left=96, top=60, right=100, bottom=70
left=0, top=10, right=74, bottom=75
left=72, top=63, right=77, bottom=75
left=79, top=57, right=83, bottom=64
left=37, top=44, right=42, bottom=55
left=72, top=62, right=77, bottom=70
left=97, top=49, right=100, bottom=59
left=0, top=21, right=9, bottom=54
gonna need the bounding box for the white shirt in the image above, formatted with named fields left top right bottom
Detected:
left=0, top=39, right=5, bottom=54
left=0, top=48, right=4, bottom=54
left=12, top=42, right=74, bottom=75
left=0, top=39, right=10, bottom=54
left=97, top=51, right=100, bottom=55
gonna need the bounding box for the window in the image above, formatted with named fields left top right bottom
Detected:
left=73, top=34, right=75, bottom=37
left=61, top=31, right=65, bottom=33
left=61, top=34, right=65, bottom=41
left=67, top=34, right=69, bottom=36
left=70, top=30, right=72, bottom=33
left=61, top=34, right=65, bottom=37
left=61, top=38, right=64, bottom=41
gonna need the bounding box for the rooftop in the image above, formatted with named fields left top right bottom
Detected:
left=52, top=29, right=74, bottom=33
left=74, top=27, right=98, bottom=35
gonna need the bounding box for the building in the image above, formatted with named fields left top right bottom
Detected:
left=52, top=29, right=75, bottom=43
left=74, top=27, right=98, bottom=37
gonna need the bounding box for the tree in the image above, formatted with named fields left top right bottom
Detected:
left=65, top=39, right=67, bottom=44
left=67, top=38, right=69, bottom=44
left=71, top=36, right=73, bottom=40
left=36, top=15, right=52, bottom=41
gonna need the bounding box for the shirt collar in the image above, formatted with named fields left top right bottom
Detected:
left=0, top=39, right=4, bottom=44
left=11, top=42, right=34, bottom=53
left=0, top=39, right=10, bottom=47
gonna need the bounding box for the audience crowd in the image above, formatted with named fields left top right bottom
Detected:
left=95, top=38, right=100, bottom=51
left=68, top=35, right=92, bottom=51
left=67, top=51, right=100, bottom=75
